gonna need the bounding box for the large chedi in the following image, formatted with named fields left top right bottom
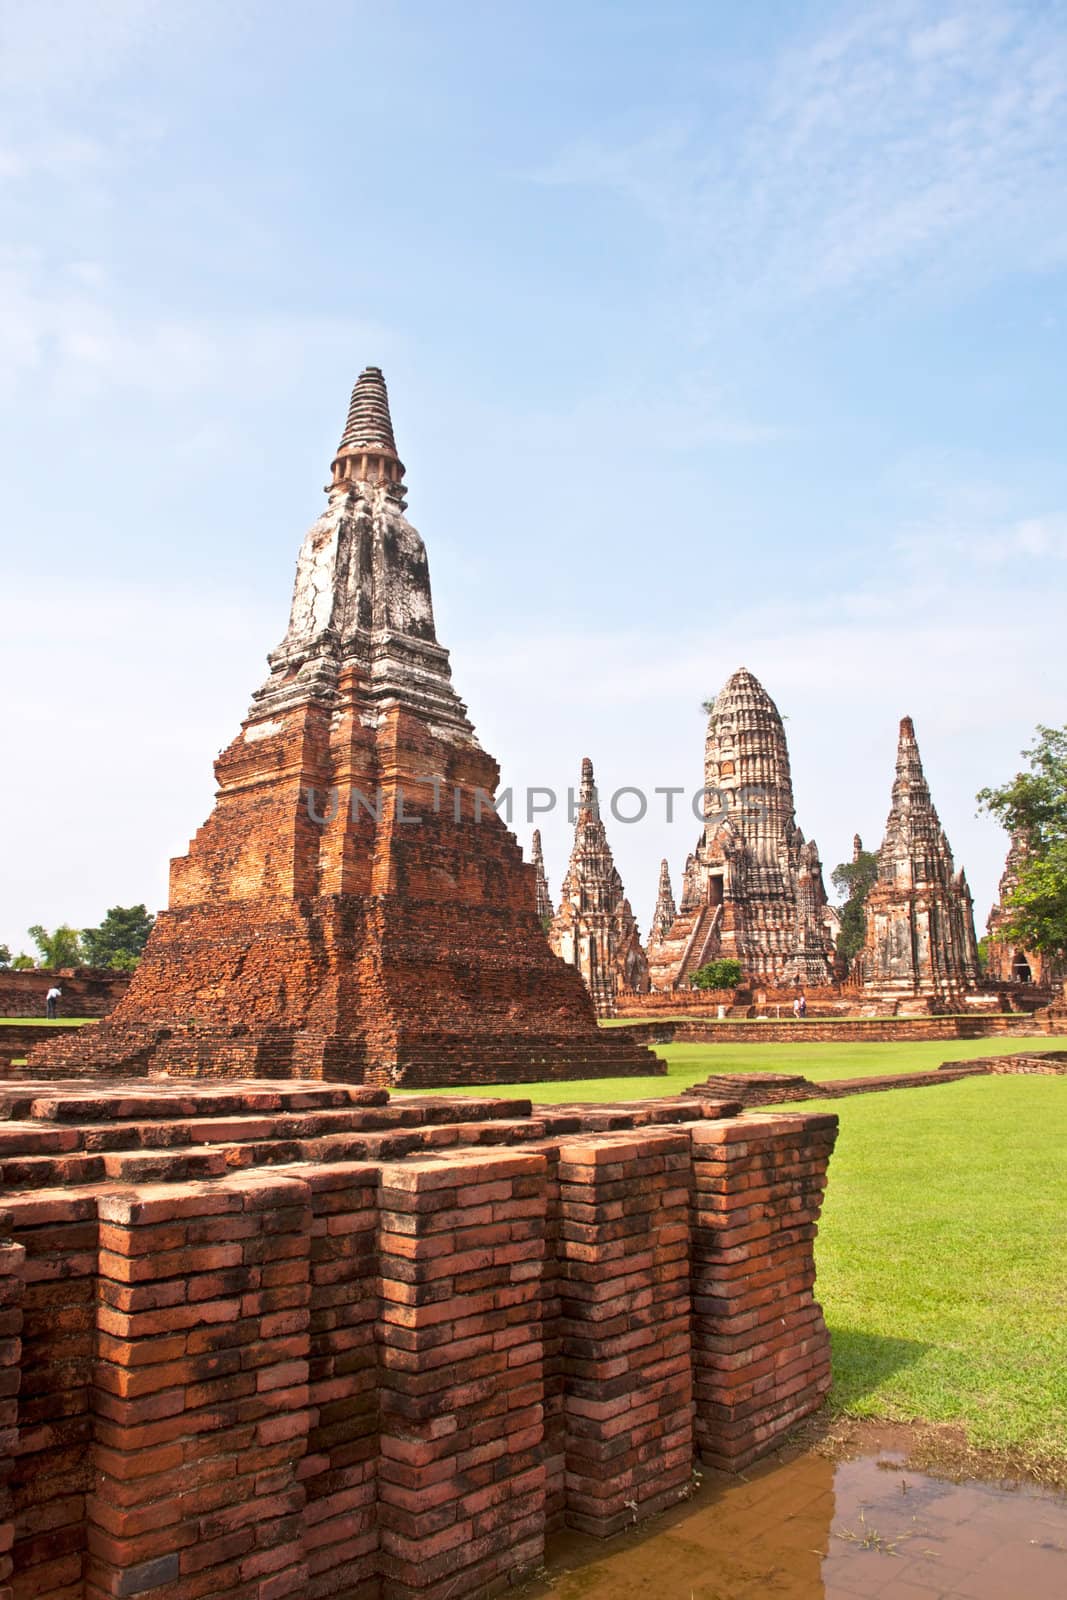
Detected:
left=856, top=717, right=980, bottom=1005
left=548, top=758, right=650, bottom=1016
left=649, top=669, right=835, bottom=990
left=31, top=369, right=657, bottom=1085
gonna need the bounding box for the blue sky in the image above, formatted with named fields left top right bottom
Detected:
left=1, top=0, right=1065, bottom=956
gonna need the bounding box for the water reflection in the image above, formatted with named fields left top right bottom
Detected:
left=531, top=1441, right=1067, bottom=1598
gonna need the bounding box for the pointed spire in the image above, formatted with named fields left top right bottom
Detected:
left=649, top=858, right=678, bottom=943
left=578, top=756, right=598, bottom=814
left=531, top=829, right=553, bottom=921
left=330, top=366, right=405, bottom=491
left=853, top=833, right=863, bottom=861
left=895, top=716, right=927, bottom=785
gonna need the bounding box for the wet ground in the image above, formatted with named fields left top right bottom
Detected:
left=529, top=1429, right=1067, bottom=1598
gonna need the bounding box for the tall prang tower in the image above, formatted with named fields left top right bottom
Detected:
left=648, top=668, right=835, bottom=990
left=30, top=370, right=657, bottom=1085
left=548, top=758, right=650, bottom=1016
left=856, top=717, right=980, bottom=1005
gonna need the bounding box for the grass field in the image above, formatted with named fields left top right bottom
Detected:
left=420, top=1037, right=1067, bottom=1468
left=0, top=1017, right=93, bottom=1026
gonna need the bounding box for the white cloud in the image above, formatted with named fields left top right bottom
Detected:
left=535, top=1, right=1067, bottom=308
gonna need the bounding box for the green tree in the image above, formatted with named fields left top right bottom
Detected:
left=978, top=725, right=1067, bottom=959
left=0, top=944, right=10, bottom=968
left=28, top=923, right=85, bottom=968
left=82, top=904, right=155, bottom=970
left=831, top=850, right=879, bottom=963
left=10, top=952, right=35, bottom=970
left=691, top=958, right=742, bottom=990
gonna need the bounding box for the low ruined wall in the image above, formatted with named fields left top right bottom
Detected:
left=616, top=987, right=851, bottom=1019
left=0, top=970, right=130, bottom=1020
left=669, top=1015, right=1050, bottom=1044
left=0, top=1100, right=836, bottom=1600
left=952, top=1050, right=1067, bottom=1076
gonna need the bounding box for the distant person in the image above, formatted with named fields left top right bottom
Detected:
left=798, top=994, right=807, bottom=1018
left=45, top=985, right=61, bottom=1020
left=792, top=996, right=801, bottom=1019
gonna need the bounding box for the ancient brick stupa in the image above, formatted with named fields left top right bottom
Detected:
left=856, top=717, right=980, bottom=1006
left=548, top=757, right=650, bottom=1016
left=649, top=669, right=836, bottom=990
left=30, top=369, right=657, bottom=1085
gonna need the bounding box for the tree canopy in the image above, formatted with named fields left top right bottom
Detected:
left=691, top=958, right=742, bottom=991
left=81, top=905, right=155, bottom=971
left=28, top=924, right=85, bottom=969
left=831, top=849, right=879, bottom=962
left=978, top=724, right=1067, bottom=959
left=0, top=944, right=10, bottom=968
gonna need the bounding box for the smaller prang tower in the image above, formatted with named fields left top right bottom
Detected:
left=548, top=758, right=650, bottom=1016
left=530, top=830, right=554, bottom=922
left=985, top=831, right=1062, bottom=989
left=856, top=717, right=979, bottom=1006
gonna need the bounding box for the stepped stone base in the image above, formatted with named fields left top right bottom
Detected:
left=23, top=1019, right=661, bottom=1087
left=0, top=1077, right=836, bottom=1600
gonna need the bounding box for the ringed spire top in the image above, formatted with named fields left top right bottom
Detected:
left=331, top=365, right=405, bottom=490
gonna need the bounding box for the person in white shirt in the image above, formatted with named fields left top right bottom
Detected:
left=45, top=985, right=62, bottom=1019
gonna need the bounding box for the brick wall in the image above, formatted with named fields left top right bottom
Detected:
left=0, top=1212, right=24, bottom=1600
left=606, top=1015, right=1053, bottom=1052
left=1, top=1093, right=837, bottom=1598
left=0, top=972, right=129, bottom=1020
left=0, top=1024, right=87, bottom=1072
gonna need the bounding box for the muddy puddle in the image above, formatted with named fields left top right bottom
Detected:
left=529, top=1431, right=1067, bottom=1598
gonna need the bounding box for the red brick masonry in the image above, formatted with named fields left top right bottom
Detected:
left=0, top=1080, right=837, bottom=1599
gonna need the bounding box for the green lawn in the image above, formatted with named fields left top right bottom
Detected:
left=805, top=1073, right=1067, bottom=1467
left=411, top=1037, right=1067, bottom=1467
left=0, top=1017, right=94, bottom=1026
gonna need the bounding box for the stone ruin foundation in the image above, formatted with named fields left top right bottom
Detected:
left=0, top=1079, right=837, bottom=1600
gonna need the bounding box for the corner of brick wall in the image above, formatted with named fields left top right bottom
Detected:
left=689, top=1112, right=839, bottom=1471
left=376, top=1150, right=548, bottom=1599
left=555, top=1129, right=694, bottom=1536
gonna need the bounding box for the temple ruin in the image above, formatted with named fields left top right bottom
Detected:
left=548, top=758, right=650, bottom=1016
left=648, top=669, right=836, bottom=991
left=855, top=717, right=980, bottom=1006
left=985, top=831, right=1062, bottom=990
left=28, top=369, right=655, bottom=1086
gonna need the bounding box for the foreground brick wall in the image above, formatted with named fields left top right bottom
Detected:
left=1, top=1091, right=837, bottom=1598
left=0, top=1213, right=24, bottom=1600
